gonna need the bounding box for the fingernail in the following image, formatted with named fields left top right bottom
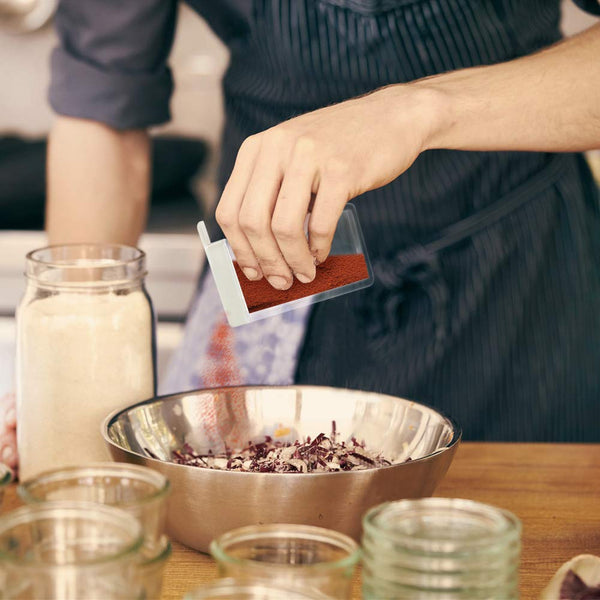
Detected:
left=242, top=267, right=259, bottom=280
left=267, top=276, right=290, bottom=290
left=1, top=445, right=13, bottom=464
left=296, top=273, right=314, bottom=284
left=4, top=408, right=15, bottom=428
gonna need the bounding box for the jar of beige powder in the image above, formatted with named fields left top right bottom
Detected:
left=16, top=245, right=156, bottom=481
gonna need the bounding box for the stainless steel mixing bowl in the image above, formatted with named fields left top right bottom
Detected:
left=102, top=386, right=460, bottom=553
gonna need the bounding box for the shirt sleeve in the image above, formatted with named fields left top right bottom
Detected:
left=49, top=0, right=178, bottom=130
left=572, top=0, right=600, bottom=16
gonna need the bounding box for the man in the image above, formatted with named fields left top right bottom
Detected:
left=46, top=1, right=600, bottom=441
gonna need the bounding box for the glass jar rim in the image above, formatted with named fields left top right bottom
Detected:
left=0, top=501, right=144, bottom=568
left=210, top=523, right=361, bottom=571
left=25, top=244, right=147, bottom=289
left=362, top=498, right=521, bottom=553
left=18, top=462, right=170, bottom=508
left=26, top=244, right=144, bottom=268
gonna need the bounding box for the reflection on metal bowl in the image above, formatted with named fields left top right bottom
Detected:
left=102, top=385, right=461, bottom=553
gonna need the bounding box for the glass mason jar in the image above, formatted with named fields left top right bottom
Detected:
left=18, top=463, right=170, bottom=547
left=210, top=524, right=360, bottom=600
left=184, top=579, right=332, bottom=600
left=16, top=245, right=156, bottom=481
left=362, top=498, right=521, bottom=600
left=0, top=501, right=144, bottom=599
left=17, top=463, right=171, bottom=598
left=136, top=535, right=172, bottom=600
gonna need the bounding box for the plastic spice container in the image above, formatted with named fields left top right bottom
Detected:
left=362, top=498, right=521, bottom=600
left=198, top=204, right=373, bottom=327
left=16, top=245, right=156, bottom=481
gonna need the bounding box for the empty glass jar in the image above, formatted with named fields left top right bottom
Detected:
left=184, top=579, right=331, bottom=600
left=18, top=463, right=169, bottom=546
left=184, top=579, right=332, bottom=599
left=137, top=535, right=172, bottom=600
left=0, top=502, right=144, bottom=599
left=362, top=498, right=521, bottom=600
left=210, top=524, right=360, bottom=600
left=18, top=462, right=171, bottom=599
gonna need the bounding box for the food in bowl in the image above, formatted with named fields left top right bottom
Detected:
left=102, top=385, right=461, bottom=552
left=171, top=422, right=400, bottom=473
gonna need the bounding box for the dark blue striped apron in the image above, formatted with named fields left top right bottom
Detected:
left=188, top=0, right=600, bottom=441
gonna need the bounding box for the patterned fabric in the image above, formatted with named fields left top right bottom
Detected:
left=160, top=271, right=311, bottom=393
left=50, top=1, right=600, bottom=441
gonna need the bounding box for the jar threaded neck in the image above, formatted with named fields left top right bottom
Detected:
left=362, top=498, right=521, bottom=600
left=25, top=244, right=146, bottom=289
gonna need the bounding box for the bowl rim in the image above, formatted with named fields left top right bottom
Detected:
left=101, top=385, right=462, bottom=477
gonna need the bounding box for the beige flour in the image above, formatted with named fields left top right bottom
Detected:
left=17, top=290, right=154, bottom=480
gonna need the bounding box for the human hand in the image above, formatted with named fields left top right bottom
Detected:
left=216, top=85, right=439, bottom=289
left=0, top=392, right=17, bottom=476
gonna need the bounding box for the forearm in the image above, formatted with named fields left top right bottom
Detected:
left=408, top=23, right=600, bottom=154
left=46, top=117, right=151, bottom=245
left=213, top=23, right=600, bottom=283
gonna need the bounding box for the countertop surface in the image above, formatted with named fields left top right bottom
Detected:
left=3, top=442, right=600, bottom=599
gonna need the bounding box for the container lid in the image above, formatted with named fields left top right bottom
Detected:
left=198, top=204, right=373, bottom=327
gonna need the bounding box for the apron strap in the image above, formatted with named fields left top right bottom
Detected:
left=367, top=153, right=568, bottom=345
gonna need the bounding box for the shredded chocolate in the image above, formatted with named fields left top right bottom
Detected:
left=171, top=421, right=397, bottom=473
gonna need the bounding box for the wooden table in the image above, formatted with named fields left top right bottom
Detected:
left=4, top=443, right=600, bottom=599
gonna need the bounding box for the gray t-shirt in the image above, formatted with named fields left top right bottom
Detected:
left=49, top=1, right=254, bottom=129
left=48, top=0, right=600, bottom=442
left=48, top=0, right=600, bottom=130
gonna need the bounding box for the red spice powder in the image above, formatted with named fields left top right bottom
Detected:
left=234, top=253, right=369, bottom=313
